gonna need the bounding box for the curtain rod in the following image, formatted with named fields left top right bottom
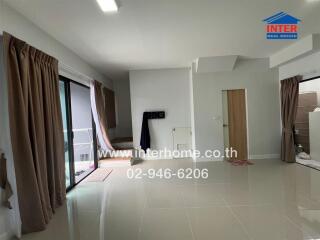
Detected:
left=280, top=68, right=320, bottom=81
left=58, top=62, right=93, bottom=87
left=301, top=69, right=320, bottom=80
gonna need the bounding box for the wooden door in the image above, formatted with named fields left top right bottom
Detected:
left=227, top=89, right=248, bottom=160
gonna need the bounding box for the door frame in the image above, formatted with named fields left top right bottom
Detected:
left=222, top=88, right=249, bottom=160
left=60, top=75, right=98, bottom=192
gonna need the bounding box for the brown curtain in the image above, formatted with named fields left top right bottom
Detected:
left=103, top=87, right=116, bottom=129
left=280, top=76, right=301, bottom=163
left=3, top=32, right=66, bottom=233
left=91, top=80, right=114, bottom=151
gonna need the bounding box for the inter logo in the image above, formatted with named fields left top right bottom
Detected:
left=263, top=12, right=301, bottom=40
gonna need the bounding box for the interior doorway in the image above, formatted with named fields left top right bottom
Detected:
left=222, top=89, right=248, bottom=160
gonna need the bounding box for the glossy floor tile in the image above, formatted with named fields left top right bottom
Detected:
left=231, top=204, right=310, bottom=240
left=187, top=206, right=249, bottom=240
left=20, top=159, right=320, bottom=240
left=140, top=208, right=193, bottom=240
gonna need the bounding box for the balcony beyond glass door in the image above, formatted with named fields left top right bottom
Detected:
left=59, top=81, right=71, bottom=188
left=70, top=82, right=95, bottom=183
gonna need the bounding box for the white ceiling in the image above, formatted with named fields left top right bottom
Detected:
left=4, top=0, right=320, bottom=81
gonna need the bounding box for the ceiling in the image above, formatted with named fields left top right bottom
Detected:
left=4, top=0, right=320, bottom=81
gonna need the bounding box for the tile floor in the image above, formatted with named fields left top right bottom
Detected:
left=21, top=159, right=320, bottom=240
left=296, top=158, right=320, bottom=171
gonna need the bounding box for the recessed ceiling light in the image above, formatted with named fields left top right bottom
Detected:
left=96, top=0, right=118, bottom=13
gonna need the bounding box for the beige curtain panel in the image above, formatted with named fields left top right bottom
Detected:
left=3, top=32, right=66, bottom=233
left=280, top=76, right=301, bottom=163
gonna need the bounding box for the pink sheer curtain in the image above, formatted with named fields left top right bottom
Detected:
left=90, top=80, right=114, bottom=153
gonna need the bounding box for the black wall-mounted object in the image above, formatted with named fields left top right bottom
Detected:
left=140, top=111, right=165, bottom=152
left=148, top=111, right=165, bottom=119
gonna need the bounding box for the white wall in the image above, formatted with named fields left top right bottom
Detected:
left=192, top=59, right=281, bottom=160
left=0, top=1, right=113, bottom=89
left=189, top=66, right=196, bottom=155
left=130, top=68, right=191, bottom=153
left=113, top=79, right=133, bottom=138
left=279, top=51, right=320, bottom=80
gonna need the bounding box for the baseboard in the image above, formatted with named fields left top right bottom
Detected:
left=249, top=154, right=280, bottom=160
left=0, top=232, right=10, bottom=240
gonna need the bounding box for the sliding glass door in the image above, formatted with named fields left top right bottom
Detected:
left=59, top=76, right=97, bottom=190
left=59, top=81, right=72, bottom=189
left=70, top=82, right=96, bottom=183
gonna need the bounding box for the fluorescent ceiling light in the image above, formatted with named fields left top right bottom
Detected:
left=96, top=0, right=118, bottom=12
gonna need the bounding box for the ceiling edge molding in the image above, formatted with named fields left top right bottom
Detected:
left=270, top=34, right=320, bottom=68
left=59, top=62, right=93, bottom=87
left=195, top=55, right=238, bottom=73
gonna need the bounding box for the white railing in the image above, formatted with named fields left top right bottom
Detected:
left=63, top=128, right=94, bottom=161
